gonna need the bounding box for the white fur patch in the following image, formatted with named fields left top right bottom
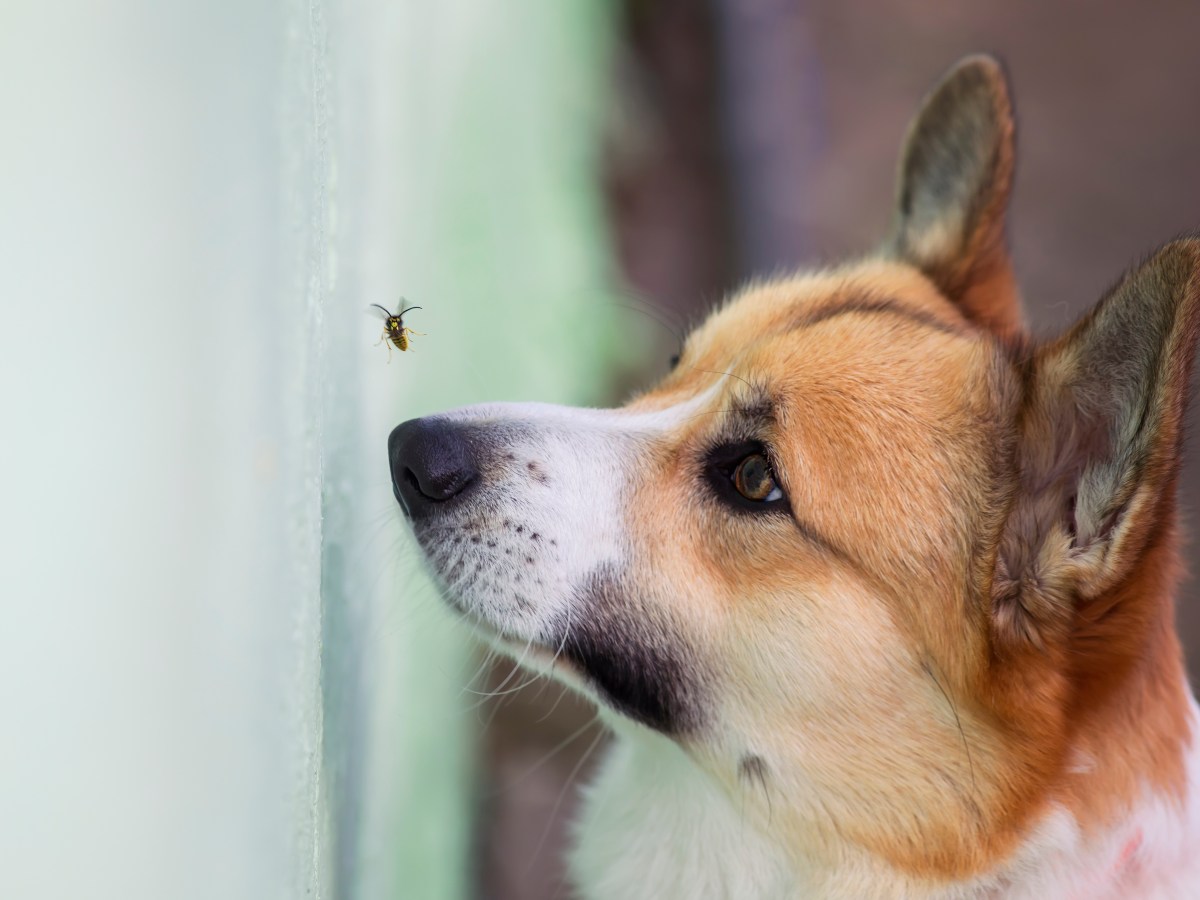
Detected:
left=567, top=701, right=1200, bottom=899
left=421, top=388, right=719, bottom=645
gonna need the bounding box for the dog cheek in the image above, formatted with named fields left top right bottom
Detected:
left=558, top=567, right=706, bottom=736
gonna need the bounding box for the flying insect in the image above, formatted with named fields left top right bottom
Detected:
left=370, top=302, right=424, bottom=361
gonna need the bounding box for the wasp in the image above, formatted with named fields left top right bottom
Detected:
left=370, top=302, right=424, bottom=361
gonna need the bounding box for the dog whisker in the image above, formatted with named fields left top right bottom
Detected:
left=684, top=364, right=754, bottom=391
left=922, top=658, right=977, bottom=797
left=488, top=713, right=601, bottom=799
left=526, top=728, right=607, bottom=876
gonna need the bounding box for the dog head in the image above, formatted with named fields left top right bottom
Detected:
left=390, top=56, right=1200, bottom=879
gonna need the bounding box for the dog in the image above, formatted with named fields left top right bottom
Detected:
left=389, top=55, right=1200, bottom=898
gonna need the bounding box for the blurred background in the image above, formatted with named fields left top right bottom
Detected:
left=2, top=2, right=1198, bottom=899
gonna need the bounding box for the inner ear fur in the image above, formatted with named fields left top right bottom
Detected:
left=992, top=239, right=1200, bottom=653
left=888, top=55, right=1025, bottom=342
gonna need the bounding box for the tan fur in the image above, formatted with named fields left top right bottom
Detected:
left=604, top=62, right=1200, bottom=880
left=619, top=264, right=1014, bottom=877
left=399, top=55, right=1200, bottom=894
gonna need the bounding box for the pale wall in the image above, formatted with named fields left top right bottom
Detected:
left=0, top=2, right=620, bottom=898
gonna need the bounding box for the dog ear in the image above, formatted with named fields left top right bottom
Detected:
left=991, top=240, right=1200, bottom=652
left=887, top=56, right=1025, bottom=342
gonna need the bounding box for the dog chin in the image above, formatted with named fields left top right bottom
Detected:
left=458, top=607, right=595, bottom=697
left=409, top=506, right=703, bottom=736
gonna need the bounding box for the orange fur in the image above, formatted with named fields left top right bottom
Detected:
left=610, top=82, right=1200, bottom=878
left=398, top=55, right=1200, bottom=895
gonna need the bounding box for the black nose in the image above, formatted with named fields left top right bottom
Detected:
left=389, top=417, right=481, bottom=517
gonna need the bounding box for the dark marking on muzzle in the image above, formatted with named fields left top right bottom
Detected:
left=559, top=568, right=703, bottom=736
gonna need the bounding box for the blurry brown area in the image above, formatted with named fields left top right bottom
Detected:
left=472, top=661, right=603, bottom=899
left=475, top=3, right=1200, bottom=897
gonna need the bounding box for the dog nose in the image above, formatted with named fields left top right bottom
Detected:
left=389, top=417, right=481, bottom=516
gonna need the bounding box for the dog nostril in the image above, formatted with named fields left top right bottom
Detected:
left=389, top=417, right=482, bottom=514
left=408, top=466, right=475, bottom=502
left=403, top=467, right=422, bottom=495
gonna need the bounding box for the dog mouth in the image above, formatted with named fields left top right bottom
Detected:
left=415, top=538, right=705, bottom=737
left=388, top=410, right=707, bottom=737
left=465, top=617, right=589, bottom=687
left=406, top=507, right=571, bottom=634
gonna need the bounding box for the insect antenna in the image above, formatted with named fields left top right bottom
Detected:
left=399, top=306, right=423, bottom=316
left=369, top=303, right=395, bottom=317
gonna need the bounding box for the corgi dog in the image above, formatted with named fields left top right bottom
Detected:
left=389, top=56, right=1200, bottom=898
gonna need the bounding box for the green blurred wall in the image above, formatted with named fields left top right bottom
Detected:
left=349, top=4, right=633, bottom=899
left=0, top=1, right=633, bottom=898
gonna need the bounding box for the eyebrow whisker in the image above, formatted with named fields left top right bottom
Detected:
left=684, top=364, right=755, bottom=391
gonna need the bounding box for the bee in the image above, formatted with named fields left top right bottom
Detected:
left=370, top=302, right=425, bottom=361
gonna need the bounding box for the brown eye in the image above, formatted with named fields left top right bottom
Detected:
left=732, top=454, right=782, bottom=502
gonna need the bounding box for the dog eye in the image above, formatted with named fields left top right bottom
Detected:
left=732, top=453, right=783, bottom=502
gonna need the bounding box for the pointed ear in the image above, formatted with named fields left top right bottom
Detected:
left=992, top=240, right=1200, bottom=649
left=887, top=55, right=1025, bottom=342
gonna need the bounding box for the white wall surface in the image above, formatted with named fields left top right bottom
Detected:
left=0, top=1, right=620, bottom=898
left=0, top=1, right=335, bottom=896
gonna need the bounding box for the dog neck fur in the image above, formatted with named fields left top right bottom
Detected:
left=571, top=700, right=1200, bottom=899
